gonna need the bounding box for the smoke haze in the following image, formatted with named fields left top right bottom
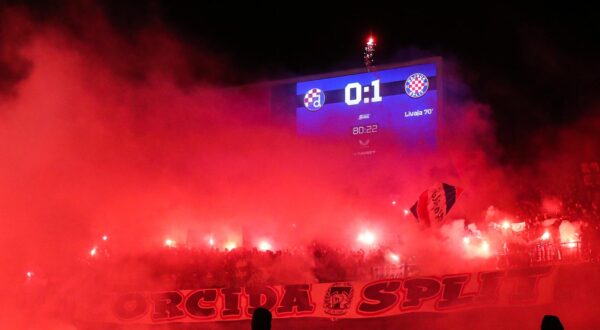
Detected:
left=0, top=3, right=599, bottom=329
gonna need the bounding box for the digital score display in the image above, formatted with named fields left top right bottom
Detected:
left=295, top=62, right=438, bottom=155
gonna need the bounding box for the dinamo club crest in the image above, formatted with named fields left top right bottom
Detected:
left=303, top=88, right=325, bottom=111
left=323, top=282, right=354, bottom=315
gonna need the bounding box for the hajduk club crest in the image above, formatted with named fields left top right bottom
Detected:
left=323, top=282, right=354, bottom=316
left=303, top=88, right=325, bottom=111
left=404, top=73, right=429, bottom=98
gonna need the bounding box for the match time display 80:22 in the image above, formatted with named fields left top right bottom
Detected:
left=352, top=124, right=379, bottom=135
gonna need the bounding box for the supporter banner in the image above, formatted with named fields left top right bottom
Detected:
left=410, top=183, right=463, bottom=226
left=105, top=266, right=556, bottom=324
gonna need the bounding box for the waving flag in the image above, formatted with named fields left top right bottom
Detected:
left=410, top=183, right=463, bottom=226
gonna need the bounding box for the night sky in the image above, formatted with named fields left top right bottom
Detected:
left=3, top=1, right=600, bottom=163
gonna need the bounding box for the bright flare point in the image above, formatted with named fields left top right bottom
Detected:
left=258, top=241, right=272, bottom=251
left=481, top=241, right=490, bottom=251
left=224, top=241, right=237, bottom=251
left=541, top=231, right=551, bottom=240
left=357, top=230, right=376, bottom=246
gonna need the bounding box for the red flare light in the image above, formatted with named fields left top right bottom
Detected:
left=258, top=240, right=272, bottom=251
left=481, top=241, right=489, bottom=251
left=164, top=239, right=176, bottom=248
left=357, top=230, right=376, bottom=246
left=224, top=241, right=237, bottom=251
left=541, top=231, right=551, bottom=240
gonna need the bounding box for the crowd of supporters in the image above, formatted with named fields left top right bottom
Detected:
left=87, top=244, right=396, bottom=291
left=77, top=216, right=600, bottom=293
left=23, top=194, right=600, bottom=294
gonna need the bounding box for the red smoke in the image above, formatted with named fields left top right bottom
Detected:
left=1, top=4, right=599, bottom=329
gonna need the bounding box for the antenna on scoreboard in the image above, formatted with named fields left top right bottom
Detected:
left=363, top=34, right=376, bottom=72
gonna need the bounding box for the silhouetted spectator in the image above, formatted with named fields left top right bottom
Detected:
left=541, top=315, right=564, bottom=330
left=252, top=307, right=272, bottom=330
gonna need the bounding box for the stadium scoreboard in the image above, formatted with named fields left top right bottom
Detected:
left=271, top=58, right=441, bottom=155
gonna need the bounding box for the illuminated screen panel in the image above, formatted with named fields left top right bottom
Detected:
left=295, top=62, right=438, bottom=154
